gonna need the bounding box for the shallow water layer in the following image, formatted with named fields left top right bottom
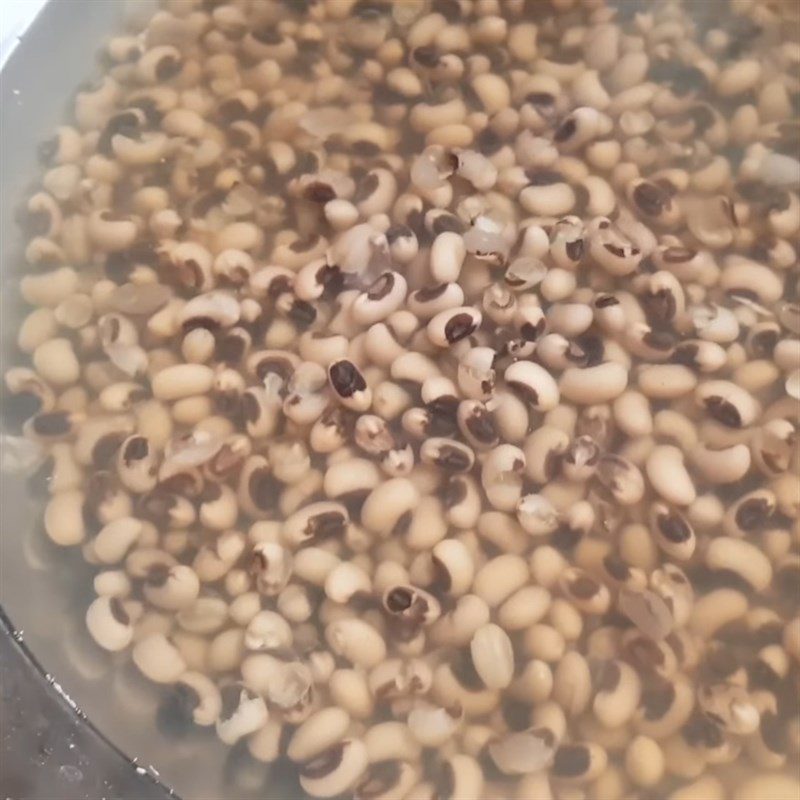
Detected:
left=1, top=1, right=800, bottom=799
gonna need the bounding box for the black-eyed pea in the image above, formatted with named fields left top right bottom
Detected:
left=427, top=307, right=482, bottom=348
left=276, top=583, right=313, bottom=624
left=525, top=697, right=566, bottom=750
left=418, top=437, right=474, bottom=474
left=430, top=752, right=486, bottom=800
left=690, top=588, right=748, bottom=639
left=169, top=629, right=207, bottom=674
left=400, top=495, right=445, bottom=551
left=283, top=501, right=349, bottom=548
left=363, top=324, right=407, bottom=369
left=523, top=624, right=566, bottom=663
left=205, top=627, right=244, bottom=675
left=624, top=735, right=665, bottom=789
left=170, top=671, right=222, bottom=728
left=497, top=586, right=551, bottom=631
left=561, top=435, right=601, bottom=483
left=430, top=594, right=491, bottom=647
left=324, top=561, right=372, bottom=604
left=695, top=380, right=761, bottom=429
left=540, top=268, right=578, bottom=304
left=44, top=489, right=85, bottom=546
left=558, top=568, right=611, bottom=616
left=697, top=680, right=761, bottom=737
left=527, top=545, right=568, bottom=590
left=722, top=489, right=776, bottom=537
left=405, top=701, right=464, bottom=749
left=351, top=272, right=408, bottom=327
left=420, top=540, right=469, bottom=600
left=593, top=293, right=627, bottom=334
left=362, top=719, right=424, bottom=772
left=328, top=669, right=374, bottom=722
left=515, top=493, right=559, bottom=537
left=750, top=418, right=796, bottom=477
left=113, top=435, right=158, bottom=494
left=282, top=361, right=328, bottom=425
left=20, top=265, right=79, bottom=308
left=309, top=406, right=354, bottom=454
left=18, top=307, right=60, bottom=354
left=292, top=547, right=341, bottom=588
left=594, top=454, right=645, bottom=506
left=636, top=363, right=698, bottom=400
left=144, top=564, right=200, bottom=611
left=454, top=399, right=499, bottom=452
left=522, top=426, right=568, bottom=484
left=649, top=564, right=693, bottom=629
left=705, top=536, right=773, bottom=592
left=689, top=442, right=751, bottom=484
left=480, top=444, right=525, bottom=512
left=93, top=568, right=131, bottom=599
left=472, top=553, right=528, bottom=608
left=326, top=619, right=386, bottom=669
left=468, top=623, right=514, bottom=690
left=507, top=658, right=553, bottom=705
left=547, top=598, right=584, bottom=644
left=486, top=390, right=527, bottom=445
left=247, top=714, right=285, bottom=764
left=559, top=362, right=628, bottom=405
left=31, top=337, right=81, bottom=388
left=430, top=231, right=467, bottom=284
left=92, top=516, right=143, bottom=564
left=456, top=345, right=495, bottom=401
left=215, top=684, right=268, bottom=746
left=85, top=596, right=134, bottom=652
left=591, top=659, right=641, bottom=729
left=645, top=445, right=696, bottom=507
left=175, top=596, right=229, bottom=636
left=552, top=650, right=592, bottom=717
left=286, top=706, right=350, bottom=762
left=244, top=609, right=292, bottom=652
left=486, top=726, right=557, bottom=777
left=361, top=478, right=419, bottom=538
left=131, top=632, right=186, bottom=684
left=191, top=530, right=245, bottom=584
left=588, top=226, right=642, bottom=277
left=353, top=759, right=419, bottom=800
left=551, top=742, right=607, bottom=785
left=373, top=382, right=413, bottom=423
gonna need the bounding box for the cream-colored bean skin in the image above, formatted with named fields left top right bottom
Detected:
left=690, top=589, right=749, bottom=638
left=613, top=390, right=653, bottom=437
left=704, top=537, right=773, bottom=591
left=559, top=362, right=628, bottom=404
left=553, top=651, right=592, bottom=717
left=472, top=554, right=529, bottom=607
left=625, top=735, right=665, bottom=789
left=668, top=776, right=726, bottom=800
left=645, top=445, right=696, bottom=507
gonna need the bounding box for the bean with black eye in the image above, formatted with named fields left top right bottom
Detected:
left=650, top=503, right=696, bottom=560
left=328, top=360, right=372, bottom=412
left=420, top=437, right=475, bottom=473
left=456, top=400, right=499, bottom=450
left=427, top=307, right=482, bottom=347
left=351, top=272, right=408, bottom=326
left=696, top=380, right=761, bottom=428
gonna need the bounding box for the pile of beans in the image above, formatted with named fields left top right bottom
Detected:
left=4, top=0, right=800, bottom=798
